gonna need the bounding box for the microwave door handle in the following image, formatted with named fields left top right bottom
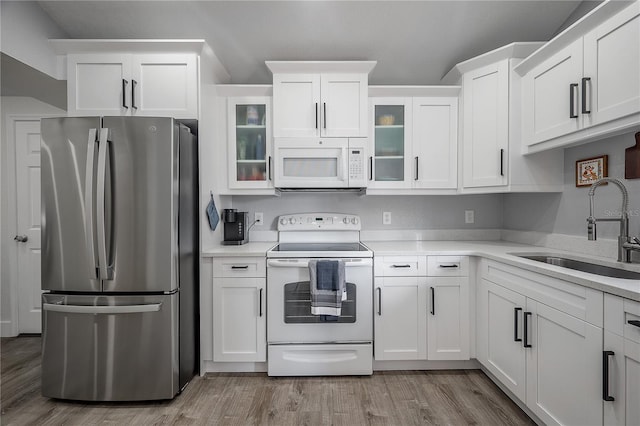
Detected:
left=84, top=129, right=99, bottom=279
left=96, top=128, right=110, bottom=280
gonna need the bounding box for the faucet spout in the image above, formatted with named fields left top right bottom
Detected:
left=586, top=178, right=632, bottom=262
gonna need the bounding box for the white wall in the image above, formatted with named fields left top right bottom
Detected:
left=503, top=131, right=640, bottom=240
left=1, top=96, right=66, bottom=336
left=0, top=1, right=68, bottom=79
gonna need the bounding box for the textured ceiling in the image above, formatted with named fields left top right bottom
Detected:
left=35, top=1, right=592, bottom=85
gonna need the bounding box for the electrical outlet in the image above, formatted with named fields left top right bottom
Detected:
left=383, top=211, right=392, bottom=225
left=254, top=212, right=263, bottom=226
left=465, top=210, right=475, bottom=224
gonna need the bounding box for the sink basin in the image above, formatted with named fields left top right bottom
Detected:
left=512, top=254, right=640, bottom=280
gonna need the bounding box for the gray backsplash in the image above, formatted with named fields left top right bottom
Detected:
left=503, top=131, right=640, bottom=240
left=231, top=193, right=503, bottom=231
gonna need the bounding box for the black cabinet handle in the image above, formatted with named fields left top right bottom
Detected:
left=415, top=157, right=419, bottom=181
left=268, top=156, right=272, bottom=181
left=569, top=83, right=578, bottom=118
left=231, top=265, right=249, bottom=270
left=315, top=103, right=319, bottom=129
left=369, top=156, right=373, bottom=181
left=438, top=264, right=459, bottom=269
left=514, top=307, right=522, bottom=342
left=581, top=77, right=591, bottom=114
left=391, top=264, right=411, bottom=268
left=430, top=287, right=435, bottom=316
left=323, top=103, right=327, bottom=129
left=377, top=287, right=382, bottom=316
left=523, top=311, right=532, bottom=348
left=122, top=79, right=129, bottom=109
left=131, top=79, right=138, bottom=110
left=500, top=149, right=504, bottom=176
left=628, top=320, right=640, bottom=328
left=603, top=350, right=615, bottom=401
left=258, top=288, right=263, bottom=317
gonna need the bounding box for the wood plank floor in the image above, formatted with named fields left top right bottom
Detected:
left=1, top=336, right=534, bottom=425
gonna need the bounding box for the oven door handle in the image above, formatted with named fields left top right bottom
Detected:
left=267, top=258, right=373, bottom=268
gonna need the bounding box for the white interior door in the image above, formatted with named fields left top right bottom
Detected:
left=14, top=119, right=42, bottom=333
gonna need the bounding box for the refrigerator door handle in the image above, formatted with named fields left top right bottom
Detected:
left=43, top=303, right=162, bottom=314
left=84, top=128, right=99, bottom=279
left=96, top=128, right=111, bottom=280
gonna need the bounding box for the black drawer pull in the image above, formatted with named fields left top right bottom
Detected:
left=523, top=312, right=532, bottom=348
left=603, top=350, right=615, bottom=401
left=430, top=286, right=435, bottom=316
left=514, top=307, right=522, bottom=342
left=438, top=264, right=459, bottom=268
left=628, top=320, right=640, bottom=328
left=391, top=264, right=411, bottom=268
left=231, top=265, right=249, bottom=270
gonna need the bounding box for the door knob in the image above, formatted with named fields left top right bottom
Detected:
left=14, top=235, right=28, bottom=243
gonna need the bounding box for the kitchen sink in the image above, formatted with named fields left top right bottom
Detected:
left=512, top=254, right=640, bottom=280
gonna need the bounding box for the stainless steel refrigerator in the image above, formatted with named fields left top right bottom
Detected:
left=40, top=116, right=199, bottom=401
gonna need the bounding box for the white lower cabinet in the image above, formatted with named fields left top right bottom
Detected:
left=212, top=257, right=266, bottom=362
left=525, top=300, right=603, bottom=426
left=374, top=276, right=427, bottom=360
left=374, top=256, right=469, bottom=361
left=477, top=260, right=604, bottom=426
left=604, top=294, right=640, bottom=426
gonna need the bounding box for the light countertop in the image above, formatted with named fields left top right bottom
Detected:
left=364, top=240, right=640, bottom=302
left=201, top=242, right=276, bottom=257
left=201, top=239, right=640, bottom=301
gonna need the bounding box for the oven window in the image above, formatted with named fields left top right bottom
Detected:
left=284, top=282, right=356, bottom=323
left=283, top=158, right=338, bottom=178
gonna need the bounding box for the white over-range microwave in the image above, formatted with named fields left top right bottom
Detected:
left=273, top=138, right=367, bottom=189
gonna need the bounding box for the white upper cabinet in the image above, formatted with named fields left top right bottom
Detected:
left=129, top=54, right=198, bottom=118
left=462, top=60, right=509, bottom=188
left=267, top=61, right=375, bottom=138
left=443, top=43, right=563, bottom=193
left=54, top=40, right=203, bottom=119
left=516, top=1, right=640, bottom=152
left=367, top=87, right=460, bottom=194
left=583, top=4, right=640, bottom=128
left=521, top=39, right=584, bottom=145
left=412, top=97, right=458, bottom=189
left=68, top=53, right=131, bottom=116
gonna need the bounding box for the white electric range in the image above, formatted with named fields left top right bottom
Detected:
left=266, top=213, right=373, bottom=376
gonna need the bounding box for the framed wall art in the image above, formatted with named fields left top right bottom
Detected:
left=576, top=155, right=608, bottom=187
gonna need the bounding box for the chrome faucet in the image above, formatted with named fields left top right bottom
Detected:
left=587, top=177, right=640, bottom=263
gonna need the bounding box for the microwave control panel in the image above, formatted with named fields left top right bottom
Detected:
left=348, top=144, right=366, bottom=186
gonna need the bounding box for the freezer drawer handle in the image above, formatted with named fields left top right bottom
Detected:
left=43, top=303, right=162, bottom=314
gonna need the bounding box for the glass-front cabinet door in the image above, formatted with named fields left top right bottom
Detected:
left=368, top=98, right=412, bottom=189
left=228, top=97, right=272, bottom=189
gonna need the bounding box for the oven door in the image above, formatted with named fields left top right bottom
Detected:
left=267, top=257, right=373, bottom=343
left=274, top=138, right=349, bottom=188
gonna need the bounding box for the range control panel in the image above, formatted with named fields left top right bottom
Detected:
left=277, top=213, right=361, bottom=231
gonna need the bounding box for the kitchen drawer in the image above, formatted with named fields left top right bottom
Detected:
left=605, top=293, right=640, bottom=344
left=482, top=259, right=603, bottom=327
left=374, top=256, right=427, bottom=277
left=213, top=257, right=266, bottom=278
left=427, top=256, right=469, bottom=276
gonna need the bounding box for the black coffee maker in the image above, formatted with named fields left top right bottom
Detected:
left=222, top=209, right=249, bottom=245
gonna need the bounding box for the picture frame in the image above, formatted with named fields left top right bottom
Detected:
left=576, top=155, right=608, bottom=187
